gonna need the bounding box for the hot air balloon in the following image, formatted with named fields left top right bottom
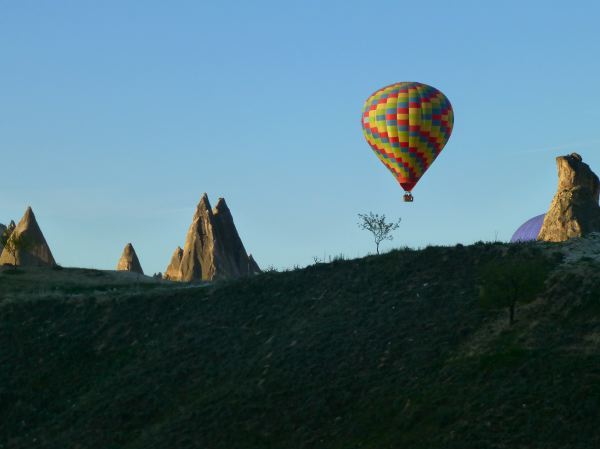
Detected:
left=510, top=214, right=545, bottom=242
left=361, top=82, right=454, bottom=202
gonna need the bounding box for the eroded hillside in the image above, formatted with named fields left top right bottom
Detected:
left=1, top=242, right=599, bottom=449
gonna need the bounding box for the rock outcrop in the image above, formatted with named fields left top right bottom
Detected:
left=165, top=194, right=261, bottom=281
left=164, top=246, right=183, bottom=280
left=248, top=254, right=260, bottom=274
left=0, top=220, right=16, bottom=254
left=212, top=197, right=256, bottom=278
left=116, top=243, right=144, bottom=274
left=538, top=153, right=600, bottom=242
left=0, top=208, right=56, bottom=267
left=0, top=223, right=6, bottom=253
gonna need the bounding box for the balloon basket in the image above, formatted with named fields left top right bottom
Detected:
left=403, top=193, right=414, bottom=202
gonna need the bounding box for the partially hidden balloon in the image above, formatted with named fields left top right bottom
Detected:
left=361, top=82, right=454, bottom=201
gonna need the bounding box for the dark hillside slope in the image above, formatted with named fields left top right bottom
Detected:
left=1, top=244, right=599, bottom=448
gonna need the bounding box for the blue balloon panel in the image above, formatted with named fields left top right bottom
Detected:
left=510, top=214, right=545, bottom=243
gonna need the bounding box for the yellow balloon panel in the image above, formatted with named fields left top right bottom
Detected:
left=361, top=82, right=454, bottom=192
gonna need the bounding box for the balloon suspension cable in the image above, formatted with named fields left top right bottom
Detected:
left=403, top=192, right=414, bottom=202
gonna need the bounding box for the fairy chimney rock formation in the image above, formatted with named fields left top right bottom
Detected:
left=116, top=243, right=144, bottom=274
left=537, top=153, right=600, bottom=242
left=178, top=193, right=220, bottom=282
left=164, top=246, right=183, bottom=280
left=166, top=194, right=261, bottom=282
left=213, top=197, right=254, bottom=278
left=0, top=208, right=56, bottom=267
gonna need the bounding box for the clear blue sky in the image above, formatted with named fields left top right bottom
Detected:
left=2, top=1, right=600, bottom=274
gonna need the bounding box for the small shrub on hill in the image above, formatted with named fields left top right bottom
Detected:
left=479, top=251, right=553, bottom=325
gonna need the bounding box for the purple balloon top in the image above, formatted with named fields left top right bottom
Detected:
left=510, top=214, right=545, bottom=243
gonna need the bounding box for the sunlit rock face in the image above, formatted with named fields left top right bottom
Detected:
left=164, top=246, right=183, bottom=281
left=538, top=153, right=600, bottom=242
left=0, top=208, right=55, bottom=267
left=116, top=243, right=144, bottom=275
left=165, top=194, right=261, bottom=282
left=511, top=214, right=545, bottom=243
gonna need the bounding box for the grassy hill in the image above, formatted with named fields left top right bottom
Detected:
left=1, top=243, right=599, bottom=448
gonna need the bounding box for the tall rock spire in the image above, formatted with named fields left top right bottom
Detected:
left=179, top=193, right=223, bottom=281
left=0, top=207, right=56, bottom=267
left=538, top=153, right=600, bottom=242
left=213, top=197, right=252, bottom=278
left=166, top=193, right=260, bottom=281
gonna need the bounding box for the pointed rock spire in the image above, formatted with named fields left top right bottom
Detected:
left=0, top=207, right=56, bottom=267
left=164, top=246, right=183, bottom=280
left=213, top=197, right=253, bottom=277
left=167, top=193, right=260, bottom=281
left=198, top=192, right=212, bottom=212
left=538, top=153, right=600, bottom=242
left=179, top=194, right=219, bottom=281
left=116, top=243, right=144, bottom=275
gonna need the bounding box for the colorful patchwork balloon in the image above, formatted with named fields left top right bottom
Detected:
left=361, top=82, right=454, bottom=201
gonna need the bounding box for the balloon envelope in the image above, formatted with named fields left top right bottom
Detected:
left=510, top=214, right=545, bottom=242
left=361, top=82, right=453, bottom=192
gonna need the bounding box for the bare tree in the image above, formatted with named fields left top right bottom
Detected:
left=357, top=212, right=401, bottom=254
left=479, top=253, right=552, bottom=325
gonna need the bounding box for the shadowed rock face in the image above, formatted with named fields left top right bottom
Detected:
left=1, top=220, right=16, bottom=247
left=212, top=197, right=255, bottom=279
left=6, top=220, right=16, bottom=236
left=166, top=194, right=261, bottom=282
left=116, top=243, right=144, bottom=275
left=538, top=153, right=600, bottom=242
left=0, top=223, right=6, bottom=254
left=0, top=208, right=55, bottom=267
left=248, top=254, right=260, bottom=274
left=1, top=220, right=17, bottom=255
